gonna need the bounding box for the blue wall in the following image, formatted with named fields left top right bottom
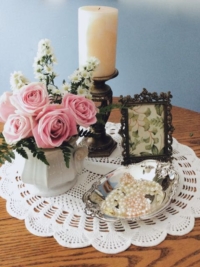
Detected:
left=1, top=0, right=200, bottom=112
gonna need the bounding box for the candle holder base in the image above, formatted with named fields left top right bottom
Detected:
left=87, top=69, right=118, bottom=157
left=87, top=132, right=117, bottom=158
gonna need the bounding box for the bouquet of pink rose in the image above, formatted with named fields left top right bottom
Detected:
left=0, top=39, right=99, bottom=167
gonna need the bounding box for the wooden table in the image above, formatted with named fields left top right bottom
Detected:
left=0, top=102, right=200, bottom=267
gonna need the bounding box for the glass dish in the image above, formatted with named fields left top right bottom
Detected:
left=82, top=160, right=179, bottom=221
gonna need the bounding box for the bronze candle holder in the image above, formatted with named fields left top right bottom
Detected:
left=87, top=69, right=119, bottom=157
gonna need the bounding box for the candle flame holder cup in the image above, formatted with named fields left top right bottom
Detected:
left=87, top=69, right=118, bottom=157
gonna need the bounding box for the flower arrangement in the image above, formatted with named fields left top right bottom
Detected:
left=0, top=39, right=99, bottom=167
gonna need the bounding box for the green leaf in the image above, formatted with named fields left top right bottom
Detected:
left=0, top=133, right=16, bottom=164
left=132, top=130, right=139, bottom=138
left=129, top=112, right=139, bottom=121
left=143, top=117, right=150, bottom=131
left=145, top=144, right=152, bottom=150
left=15, top=137, right=49, bottom=165
left=16, top=147, right=28, bottom=159
left=135, top=138, right=140, bottom=146
left=155, top=104, right=164, bottom=116
left=60, top=144, right=73, bottom=168
left=129, top=142, right=136, bottom=151
left=96, top=113, right=106, bottom=125
left=159, top=147, right=165, bottom=155
left=3, top=154, right=12, bottom=163
left=140, top=152, right=152, bottom=156
left=152, top=145, right=159, bottom=155
left=150, top=117, right=164, bottom=129
left=7, top=150, right=15, bottom=159
left=153, top=137, right=159, bottom=144
left=46, top=75, right=49, bottom=86
left=144, top=107, right=151, bottom=117
left=158, top=121, right=164, bottom=129
left=152, top=128, right=158, bottom=135
left=36, top=151, right=49, bottom=165
left=99, top=103, right=122, bottom=114
left=150, top=118, right=156, bottom=126
left=143, top=137, right=150, bottom=143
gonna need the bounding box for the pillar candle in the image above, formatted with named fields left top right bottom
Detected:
left=78, top=6, right=118, bottom=78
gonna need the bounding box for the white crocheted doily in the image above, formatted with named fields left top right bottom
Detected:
left=0, top=122, right=200, bottom=254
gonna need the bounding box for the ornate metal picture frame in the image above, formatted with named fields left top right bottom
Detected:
left=119, top=88, right=174, bottom=165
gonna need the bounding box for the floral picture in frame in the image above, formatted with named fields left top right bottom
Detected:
left=119, top=89, right=174, bottom=165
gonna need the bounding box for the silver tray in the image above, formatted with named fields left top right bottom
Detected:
left=82, top=160, right=179, bottom=222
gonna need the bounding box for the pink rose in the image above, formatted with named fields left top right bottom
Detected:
left=10, top=82, right=50, bottom=116
left=3, top=114, right=33, bottom=145
left=33, top=105, right=78, bottom=148
left=0, top=91, right=16, bottom=122
left=62, top=93, right=97, bottom=128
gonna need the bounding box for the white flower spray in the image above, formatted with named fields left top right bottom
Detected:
left=64, top=57, right=100, bottom=99
left=10, top=71, right=29, bottom=91
left=33, top=39, right=99, bottom=100
left=33, top=39, right=58, bottom=99
left=10, top=39, right=99, bottom=101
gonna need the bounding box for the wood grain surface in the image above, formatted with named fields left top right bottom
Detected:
left=0, top=99, right=200, bottom=267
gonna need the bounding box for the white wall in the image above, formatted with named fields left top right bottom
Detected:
left=1, top=0, right=200, bottom=112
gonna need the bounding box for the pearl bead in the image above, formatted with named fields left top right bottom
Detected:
left=100, top=172, right=163, bottom=218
